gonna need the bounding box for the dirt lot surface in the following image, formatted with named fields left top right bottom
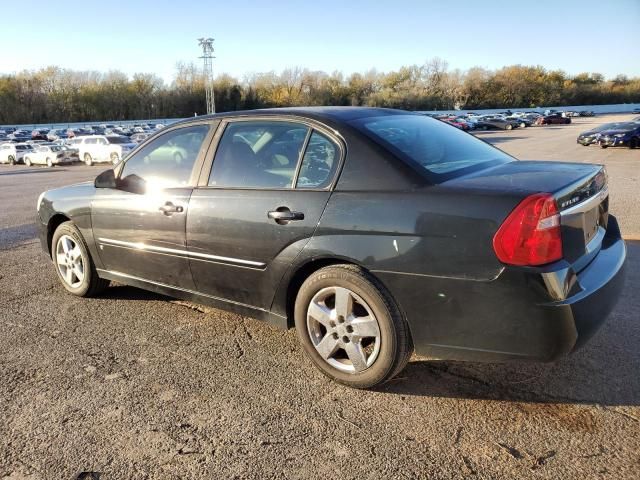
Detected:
left=1, top=115, right=639, bottom=479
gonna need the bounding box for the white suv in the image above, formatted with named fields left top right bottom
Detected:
left=72, top=135, right=136, bottom=166
left=0, top=143, right=17, bottom=164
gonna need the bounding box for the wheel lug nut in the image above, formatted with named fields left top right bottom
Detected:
left=342, top=336, right=350, bottom=343
left=329, top=321, right=336, bottom=328
left=332, top=333, right=339, bottom=340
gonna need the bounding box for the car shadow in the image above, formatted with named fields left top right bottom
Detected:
left=379, top=240, right=640, bottom=408
left=478, top=136, right=527, bottom=144
left=0, top=223, right=38, bottom=249
left=100, top=284, right=169, bottom=302
left=0, top=168, right=69, bottom=176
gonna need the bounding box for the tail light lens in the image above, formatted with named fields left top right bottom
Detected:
left=493, top=193, right=562, bottom=266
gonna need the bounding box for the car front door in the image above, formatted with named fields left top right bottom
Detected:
left=91, top=122, right=215, bottom=289
left=187, top=119, right=342, bottom=311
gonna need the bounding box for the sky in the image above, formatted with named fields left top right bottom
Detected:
left=1, top=0, right=638, bottom=84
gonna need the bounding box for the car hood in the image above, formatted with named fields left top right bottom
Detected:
left=598, top=129, right=633, bottom=136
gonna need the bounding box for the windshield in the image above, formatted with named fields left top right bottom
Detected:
left=107, top=136, right=131, bottom=144
left=350, top=114, right=512, bottom=181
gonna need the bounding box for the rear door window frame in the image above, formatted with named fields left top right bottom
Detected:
left=196, top=116, right=345, bottom=192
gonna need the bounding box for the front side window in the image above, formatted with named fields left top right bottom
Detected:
left=119, top=124, right=209, bottom=192
left=209, top=121, right=309, bottom=189
left=350, top=114, right=512, bottom=182
left=296, top=132, right=340, bottom=189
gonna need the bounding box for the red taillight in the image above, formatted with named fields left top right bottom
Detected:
left=493, top=193, right=562, bottom=266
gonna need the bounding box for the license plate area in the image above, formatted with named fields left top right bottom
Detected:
left=583, top=206, right=600, bottom=245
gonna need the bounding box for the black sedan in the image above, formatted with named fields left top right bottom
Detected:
left=36, top=108, right=626, bottom=388
left=474, top=116, right=519, bottom=130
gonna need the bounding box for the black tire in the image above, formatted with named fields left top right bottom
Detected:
left=294, top=264, right=413, bottom=389
left=51, top=221, right=109, bottom=297
left=8, top=155, right=15, bottom=165
left=630, top=138, right=638, bottom=149
left=600, top=143, right=608, bottom=149
left=84, top=153, right=93, bottom=166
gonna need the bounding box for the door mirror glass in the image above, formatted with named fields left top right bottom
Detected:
left=94, top=169, right=116, bottom=189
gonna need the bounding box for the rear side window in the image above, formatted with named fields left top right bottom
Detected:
left=296, top=132, right=339, bottom=189
left=209, top=121, right=309, bottom=189
left=350, top=114, right=512, bottom=182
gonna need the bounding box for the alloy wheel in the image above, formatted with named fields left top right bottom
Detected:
left=55, top=235, right=85, bottom=288
left=306, top=286, right=381, bottom=373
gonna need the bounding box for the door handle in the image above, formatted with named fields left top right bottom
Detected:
left=268, top=207, right=304, bottom=224
left=159, top=202, right=184, bottom=215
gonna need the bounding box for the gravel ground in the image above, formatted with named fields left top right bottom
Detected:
left=1, top=116, right=639, bottom=479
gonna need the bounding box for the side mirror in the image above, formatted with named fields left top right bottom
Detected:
left=94, top=169, right=117, bottom=189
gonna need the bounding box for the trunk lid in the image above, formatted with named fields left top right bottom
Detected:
left=443, top=160, right=609, bottom=269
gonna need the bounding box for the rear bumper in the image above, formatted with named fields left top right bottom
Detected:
left=378, top=216, right=626, bottom=362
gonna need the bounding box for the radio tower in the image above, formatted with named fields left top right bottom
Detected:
left=198, top=37, right=215, bottom=114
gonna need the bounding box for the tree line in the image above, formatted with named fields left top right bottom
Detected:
left=1, top=59, right=639, bottom=125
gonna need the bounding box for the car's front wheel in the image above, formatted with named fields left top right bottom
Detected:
left=110, top=152, right=119, bottom=164
left=52, top=221, right=109, bottom=297
left=46, top=157, right=53, bottom=168
left=294, top=265, right=413, bottom=389
left=505, top=124, right=513, bottom=130
left=8, top=155, right=15, bottom=165
left=84, top=153, right=93, bottom=166
left=25, top=157, right=32, bottom=167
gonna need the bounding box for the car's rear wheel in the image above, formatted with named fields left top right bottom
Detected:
left=629, top=138, right=638, bottom=149
left=46, top=157, right=53, bottom=168
left=25, top=157, right=32, bottom=167
left=600, top=142, right=608, bottom=149
left=84, top=153, right=93, bottom=166
left=52, top=222, right=109, bottom=297
left=8, top=155, right=15, bottom=165
left=294, top=265, right=413, bottom=389
left=505, top=124, right=513, bottom=130
left=110, top=153, right=119, bottom=164
left=520, top=122, right=526, bottom=128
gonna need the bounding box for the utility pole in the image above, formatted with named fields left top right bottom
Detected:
left=197, top=37, right=215, bottom=114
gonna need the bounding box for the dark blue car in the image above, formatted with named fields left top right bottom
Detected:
left=598, top=122, right=640, bottom=149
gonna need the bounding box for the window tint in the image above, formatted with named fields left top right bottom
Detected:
left=350, top=114, right=512, bottom=181
left=86, top=138, right=97, bottom=144
left=209, top=121, right=309, bottom=188
left=119, top=125, right=209, bottom=191
left=296, top=132, right=339, bottom=189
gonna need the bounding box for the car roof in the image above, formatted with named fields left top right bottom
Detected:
left=172, top=107, right=415, bottom=129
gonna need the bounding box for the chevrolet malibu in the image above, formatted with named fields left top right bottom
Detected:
left=36, top=107, right=626, bottom=388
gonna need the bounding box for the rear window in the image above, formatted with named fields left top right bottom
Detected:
left=350, top=114, right=512, bottom=182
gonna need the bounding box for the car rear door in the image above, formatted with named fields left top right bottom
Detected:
left=91, top=122, right=216, bottom=289
left=187, top=118, right=343, bottom=310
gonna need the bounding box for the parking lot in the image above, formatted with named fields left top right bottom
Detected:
left=0, top=114, right=638, bottom=479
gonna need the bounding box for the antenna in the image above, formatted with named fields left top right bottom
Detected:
left=197, top=37, right=215, bottom=114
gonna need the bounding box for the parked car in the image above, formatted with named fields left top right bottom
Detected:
left=475, top=116, right=519, bottom=130
left=536, top=113, right=571, bottom=125
left=579, top=111, right=595, bottom=117
left=576, top=122, right=629, bottom=146
left=130, top=133, right=150, bottom=143
left=35, top=107, right=626, bottom=388
left=13, top=143, right=35, bottom=164
left=597, top=123, right=640, bottom=149
left=31, top=129, right=50, bottom=141
left=23, top=144, right=73, bottom=167
left=75, top=135, right=137, bottom=166
left=506, top=116, right=532, bottom=128
left=0, top=143, right=17, bottom=164
left=46, top=129, right=66, bottom=141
